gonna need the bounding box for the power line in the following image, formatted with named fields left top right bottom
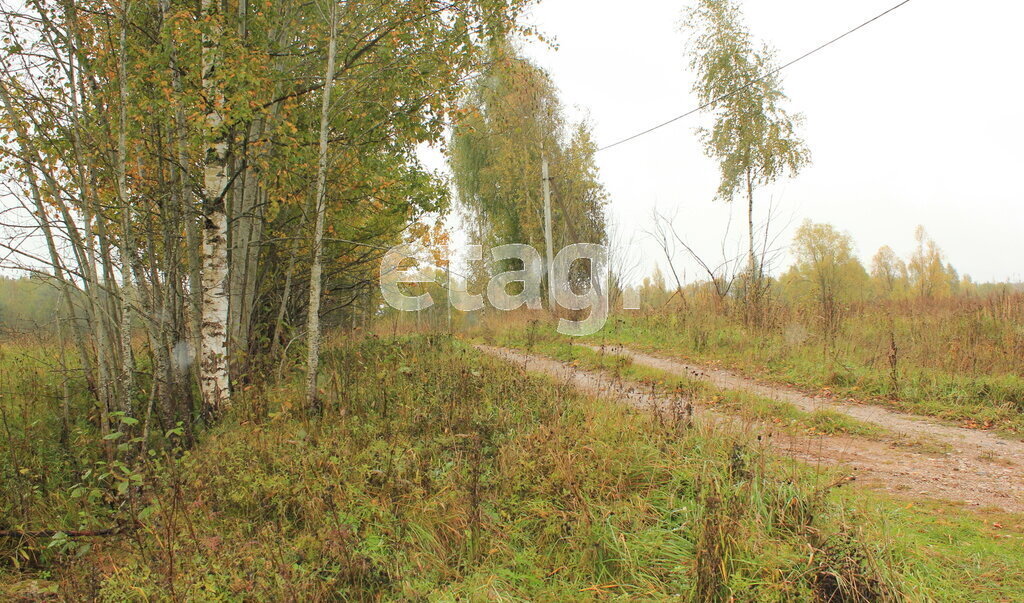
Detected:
left=597, top=0, right=913, bottom=152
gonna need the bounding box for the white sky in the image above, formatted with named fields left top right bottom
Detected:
left=4, top=1, right=1019, bottom=287
left=497, top=0, right=1024, bottom=284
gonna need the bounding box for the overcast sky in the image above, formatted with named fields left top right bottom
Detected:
left=5, top=1, right=1018, bottom=286
left=499, top=0, right=1024, bottom=284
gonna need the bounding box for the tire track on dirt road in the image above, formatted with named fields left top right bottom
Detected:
left=477, top=344, right=1024, bottom=513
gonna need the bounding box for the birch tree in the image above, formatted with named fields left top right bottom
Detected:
left=871, top=245, right=908, bottom=299
left=780, top=221, right=869, bottom=338
left=684, top=0, right=810, bottom=321
left=306, top=2, right=339, bottom=410
left=0, top=0, right=535, bottom=439
left=115, top=3, right=136, bottom=415
left=450, top=45, right=608, bottom=261
left=199, top=0, right=231, bottom=417
left=908, top=226, right=955, bottom=300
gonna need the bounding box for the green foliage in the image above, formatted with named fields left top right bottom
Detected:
left=450, top=43, right=608, bottom=253
left=0, top=277, right=61, bottom=330
left=684, top=0, right=810, bottom=204
left=0, top=341, right=109, bottom=565
left=871, top=245, right=909, bottom=299
left=512, top=292, right=1024, bottom=433
left=778, top=220, right=870, bottom=336
left=2, top=336, right=1023, bottom=599
left=495, top=330, right=884, bottom=439
left=0, top=0, right=543, bottom=395
left=908, top=226, right=960, bottom=299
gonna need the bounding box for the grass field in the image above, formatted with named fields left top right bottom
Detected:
left=476, top=292, right=1024, bottom=435
left=2, top=335, right=1023, bottom=600
left=488, top=333, right=887, bottom=440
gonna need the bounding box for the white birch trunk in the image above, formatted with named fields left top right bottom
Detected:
left=306, top=9, right=339, bottom=410
left=116, top=11, right=136, bottom=415
left=200, top=0, right=231, bottom=416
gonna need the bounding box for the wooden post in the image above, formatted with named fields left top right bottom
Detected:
left=542, top=152, right=554, bottom=310
left=446, top=260, right=452, bottom=334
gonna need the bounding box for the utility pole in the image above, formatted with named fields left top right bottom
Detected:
left=542, top=152, right=554, bottom=310
left=446, top=260, right=452, bottom=334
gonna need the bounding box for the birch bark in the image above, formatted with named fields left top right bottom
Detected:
left=200, top=0, right=231, bottom=416
left=306, top=7, right=339, bottom=410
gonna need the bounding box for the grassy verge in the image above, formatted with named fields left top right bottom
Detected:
left=490, top=330, right=886, bottom=440
left=1, top=335, right=1021, bottom=600
left=480, top=310, right=1024, bottom=435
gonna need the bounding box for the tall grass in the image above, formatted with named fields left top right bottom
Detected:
left=482, top=290, right=1024, bottom=432
left=0, top=338, right=110, bottom=545
left=2, top=335, right=1022, bottom=600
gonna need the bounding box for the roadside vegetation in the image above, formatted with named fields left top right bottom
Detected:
left=488, top=328, right=886, bottom=439
left=1, top=0, right=1021, bottom=599
left=3, top=335, right=1022, bottom=600
left=607, top=293, right=1024, bottom=434
left=480, top=284, right=1024, bottom=436
left=599, top=213, right=1024, bottom=435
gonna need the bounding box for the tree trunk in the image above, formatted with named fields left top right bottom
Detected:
left=746, top=167, right=756, bottom=284
left=270, top=245, right=297, bottom=358
left=306, top=8, right=339, bottom=411
left=160, top=0, right=200, bottom=435
left=200, top=0, right=231, bottom=417
left=0, top=81, right=113, bottom=458
left=242, top=188, right=266, bottom=344
left=745, top=166, right=758, bottom=325
left=228, top=118, right=270, bottom=378
left=115, top=12, right=136, bottom=416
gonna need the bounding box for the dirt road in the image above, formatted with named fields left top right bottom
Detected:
left=477, top=344, right=1024, bottom=513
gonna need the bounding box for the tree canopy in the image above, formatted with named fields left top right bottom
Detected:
left=779, top=220, right=869, bottom=335
left=0, top=0, right=535, bottom=429
left=684, top=0, right=810, bottom=316
left=449, top=43, right=608, bottom=255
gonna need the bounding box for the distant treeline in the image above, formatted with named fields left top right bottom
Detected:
left=635, top=222, right=1024, bottom=313
left=0, top=276, right=61, bottom=330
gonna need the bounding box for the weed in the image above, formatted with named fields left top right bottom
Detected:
left=2, top=336, right=1023, bottom=600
